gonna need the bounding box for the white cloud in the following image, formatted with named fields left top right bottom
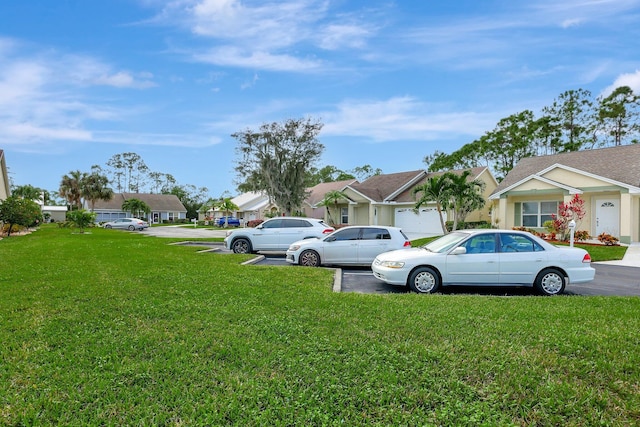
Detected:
left=193, top=46, right=322, bottom=71
left=322, top=97, right=495, bottom=142
left=601, top=70, right=640, bottom=96
left=154, top=0, right=377, bottom=71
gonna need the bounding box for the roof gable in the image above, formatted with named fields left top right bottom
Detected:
left=492, top=144, right=640, bottom=198
left=347, top=170, right=426, bottom=202
left=305, top=179, right=358, bottom=207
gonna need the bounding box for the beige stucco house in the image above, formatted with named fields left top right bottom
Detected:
left=331, top=167, right=497, bottom=235
left=302, top=179, right=358, bottom=221
left=0, top=149, right=10, bottom=201
left=489, top=144, right=640, bottom=244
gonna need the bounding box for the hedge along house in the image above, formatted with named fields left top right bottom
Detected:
left=489, top=144, right=640, bottom=244
left=337, top=167, right=496, bottom=236
left=89, top=193, right=187, bottom=224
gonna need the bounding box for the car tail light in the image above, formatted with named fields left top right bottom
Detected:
left=322, top=228, right=334, bottom=234
left=582, top=253, right=592, bottom=263
left=403, top=241, right=411, bottom=247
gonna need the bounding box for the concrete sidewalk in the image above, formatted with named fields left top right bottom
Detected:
left=595, top=242, right=640, bottom=268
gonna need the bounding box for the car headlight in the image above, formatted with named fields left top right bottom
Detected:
left=289, top=244, right=301, bottom=251
left=378, top=260, right=405, bottom=268
left=225, top=230, right=233, bottom=237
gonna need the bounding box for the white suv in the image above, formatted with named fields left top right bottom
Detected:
left=224, top=217, right=335, bottom=254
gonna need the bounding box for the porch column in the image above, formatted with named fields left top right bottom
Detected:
left=620, top=193, right=632, bottom=244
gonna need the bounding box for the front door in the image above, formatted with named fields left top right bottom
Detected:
left=596, top=198, right=619, bottom=237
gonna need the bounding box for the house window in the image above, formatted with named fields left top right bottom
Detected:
left=522, top=201, right=558, bottom=227
left=340, top=207, right=348, bottom=224
left=168, top=212, right=176, bottom=221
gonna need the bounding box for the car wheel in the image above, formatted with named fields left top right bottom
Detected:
left=299, top=250, right=321, bottom=267
left=105, top=225, right=112, bottom=229
left=408, top=267, right=440, bottom=294
left=232, top=238, right=251, bottom=254
left=535, top=268, right=565, bottom=295
left=128, top=225, right=135, bottom=231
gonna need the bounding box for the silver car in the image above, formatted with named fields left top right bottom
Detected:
left=224, top=217, right=334, bottom=253
left=103, top=218, right=149, bottom=231
left=372, top=229, right=595, bottom=295
left=286, top=226, right=411, bottom=267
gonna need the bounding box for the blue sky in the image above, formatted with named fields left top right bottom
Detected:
left=2, top=0, right=640, bottom=198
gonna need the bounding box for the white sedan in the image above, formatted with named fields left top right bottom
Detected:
left=286, top=226, right=412, bottom=267
left=103, top=218, right=149, bottom=231
left=371, top=229, right=595, bottom=295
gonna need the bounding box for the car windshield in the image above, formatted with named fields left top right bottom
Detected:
left=423, top=232, right=469, bottom=253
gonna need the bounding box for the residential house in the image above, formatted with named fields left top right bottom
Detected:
left=489, top=144, right=640, bottom=244
left=336, top=167, right=496, bottom=235
left=199, top=191, right=278, bottom=223
left=0, top=149, right=10, bottom=201
left=302, top=179, right=358, bottom=222
left=90, top=193, right=187, bottom=224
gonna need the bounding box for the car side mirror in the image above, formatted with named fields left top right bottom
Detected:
left=451, top=246, right=467, bottom=255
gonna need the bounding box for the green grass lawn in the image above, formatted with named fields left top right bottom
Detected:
left=1, top=225, right=638, bottom=425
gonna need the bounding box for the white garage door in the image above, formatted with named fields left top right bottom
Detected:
left=395, top=207, right=445, bottom=235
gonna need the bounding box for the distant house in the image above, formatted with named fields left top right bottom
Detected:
left=199, top=191, right=279, bottom=223
left=90, top=193, right=187, bottom=224
left=333, top=167, right=497, bottom=235
left=489, top=144, right=640, bottom=244
left=302, top=179, right=359, bottom=221
left=0, top=149, right=10, bottom=201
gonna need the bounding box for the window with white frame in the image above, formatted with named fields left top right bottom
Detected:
left=522, top=201, right=558, bottom=227
left=168, top=212, right=176, bottom=221
left=340, top=207, right=349, bottom=224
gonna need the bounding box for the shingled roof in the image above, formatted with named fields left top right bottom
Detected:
left=491, top=144, right=640, bottom=196
left=306, top=178, right=358, bottom=207
left=92, top=193, right=187, bottom=212
left=348, top=170, right=426, bottom=202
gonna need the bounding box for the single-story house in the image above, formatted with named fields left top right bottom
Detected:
left=302, top=179, right=359, bottom=221
left=89, top=193, right=187, bottom=224
left=199, top=191, right=278, bottom=223
left=0, top=149, right=10, bottom=201
left=41, top=205, right=68, bottom=223
left=335, top=167, right=497, bottom=235
left=489, top=144, right=640, bottom=244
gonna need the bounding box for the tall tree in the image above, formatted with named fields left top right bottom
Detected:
left=350, top=164, right=382, bottom=181
left=541, top=89, right=595, bottom=153
left=59, top=170, right=87, bottom=210
left=232, top=117, right=324, bottom=215
left=81, top=172, right=114, bottom=211
left=106, top=152, right=148, bottom=192
left=597, top=86, right=640, bottom=146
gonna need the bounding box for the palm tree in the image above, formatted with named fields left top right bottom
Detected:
left=319, top=190, right=348, bottom=225
left=12, top=184, right=44, bottom=201
left=121, top=198, right=150, bottom=219
left=81, top=172, right=114, bottom=211
left=217, top=197, right=240, bottom=227
left=446, top=170, right=486, bottom=231
left=413, top=173, right=453, bottom=234
left=59, top=170, right=86, bottom=210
